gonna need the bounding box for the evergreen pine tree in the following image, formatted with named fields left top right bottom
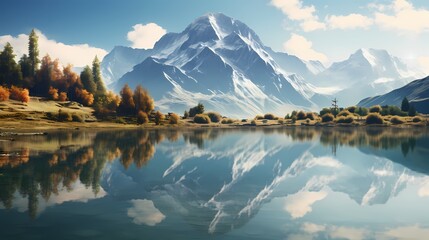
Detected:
left=80, top=65, right=96, bottom=94
left=0, top=42, right=22, bottom=86
left=401, top=97, right=410, bottom=112
left=28, top=29, right=40, bottom=76
left=92, top=56, right=106, bottom=96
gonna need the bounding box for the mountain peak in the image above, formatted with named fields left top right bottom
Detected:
left=183, top=13, right=261, bottom=43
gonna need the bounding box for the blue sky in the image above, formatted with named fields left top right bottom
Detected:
left=1, top=0, right=429, bottom=72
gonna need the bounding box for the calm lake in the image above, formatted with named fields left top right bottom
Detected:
left=1, top=127, right=429, bottom=240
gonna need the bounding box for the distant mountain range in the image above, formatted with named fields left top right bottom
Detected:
left=358, top=76, right=429, bottom=113
left=101, top=13, right=422, bottom=117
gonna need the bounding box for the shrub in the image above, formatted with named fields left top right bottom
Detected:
left=264, top=113, right=276, bottom=120
left=48, top=87, right=59, bottom=100
left=412, top=116, right=423, bottom=123
left=221, top=118, right=234, bottom=124
left=169, top=113, right=180, bottom=124
left=321, top=113, right=334, bottom=123
left=366, top=113, right=384, bottom=124
left=369, top=105, right=382, bottom=113
left=0, top=86, right=10, bottom=101
left=262, top=119, right=268, bottom=124
left=241, top=119, right=247, bottom=123
left=250, top=120, right=257, bottom=126
left=347, top=106, right=357, bottom=113
left=356, top=107, right=368, bottom=116
left=58, top=92, right=67, bottom=101
left=285, top=114, right=291, bottom=119
left=207, top=112, right=222, bottom=123
left=58, top=110, right=72, bottom=122
left=72, top=113, right=84, bottom=122
left=189, top=103, right=204, bottom=117
left=306, top=112, right=315, bottom=120
left=194, top=114, right=211, bottom=124
left=278, top=119, right=284, bottom=124
left=137, top=111, right=149, bottom=124
left=337, top=110, right=351, bottom=117
left=390, top=116, right=405, bottom=124
left=75, top=89, right=94, bottom=106
left=154, top=111, right=164, bottom=125
left=291, top=116, right=297, bottom=123
left=336, top=116, right=354, bottom=124
left=255, top=115, right=264, bottom=120
left=296, top=111, right=306, bottom=120
left=319, top=108, right=331, bottom=116
left=9, top=86, right=30, bottom=103
left=183, top=110, right=189, bottom=119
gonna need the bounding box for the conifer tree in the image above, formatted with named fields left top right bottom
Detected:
left=0, top=42, right=22, bottom=86
left=28, top=29, right=40, bottom=76
left=401, top=97, right=410, bottom=112
left=92, top=56, right=106, bottom=95
left=80, top=66, right=96, bottom=94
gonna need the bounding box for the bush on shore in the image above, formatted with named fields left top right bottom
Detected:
left=207, top=112, right=222, bottom=123
left=390, top=116, right=405, bottom=124
left=321, top=113, right=334, bottom=123
left=366, top=113, right=384, bottom=124
left=336, top=116, right=354, bottom=123
left=194, top=114, right=211, bottom=124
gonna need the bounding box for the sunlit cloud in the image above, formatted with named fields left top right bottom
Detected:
left=0, top=30, right=107, bottom=68
left=283, top=190, right=328, bottom=219
left=127, top=23, right=167, bottom=49
left=327, top=14, right=373, bottom=30
left=271, top=0, right=325, bottom=32
left=379, top=225, right=429, bottom=240
left=283, top=34, right=328, bottom=63
left=127, top=199, right=166, bottom=226
left=374, top=0, right=429, bottom=33
left=329, top=226, right=368, bottom=240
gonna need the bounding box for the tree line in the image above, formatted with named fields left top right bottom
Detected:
left=0, top=29, right=158, bottom=122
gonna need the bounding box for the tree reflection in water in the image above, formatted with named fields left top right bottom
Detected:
left=0, top=127, right=427, bottom=219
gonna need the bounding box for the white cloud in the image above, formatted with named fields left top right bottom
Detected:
left=0, top=30, right=107, bottom=68
left=271, top=0, right=325, bottom=31
left=283, top=190, right=327, bottom=219
left=127, top=23, right=166, bottom=49
left=283, top=34, right=328, bottom=63
left=374, top=0, right=429, bottom=33
left=301, top=222, right=326, bottom=234
left=127, top=199, right=166, bottom=226
left=380, top=225, right=429, bottom=240
left=327, top=14, right=373, bottom=30
left=329, top=226, right=368, bottom=240
left=300, top=20, right=326, bottom=32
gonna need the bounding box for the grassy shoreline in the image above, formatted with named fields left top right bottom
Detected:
left=0, top=98, right=427, bottom=133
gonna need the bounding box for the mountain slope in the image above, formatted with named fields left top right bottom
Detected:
left=101, top=46, right=153, bottom=85
left=358, top=75, right=429, bottom=113
left=314, top=48, right=420, bottom=106
left=113, top=13, right=318, bottom=117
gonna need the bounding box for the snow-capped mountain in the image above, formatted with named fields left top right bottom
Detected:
left=101, top=46, right=153, bottom=85
left=107, top=13, right=326, bottom=117
left=313, top=48, right=421, bottom=106
left=358, top=75, right=429, bottom=113
left=100, top=14, right=422, bottom=113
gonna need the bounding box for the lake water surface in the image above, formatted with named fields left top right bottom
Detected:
left=1, top=127, right=429, bottom=240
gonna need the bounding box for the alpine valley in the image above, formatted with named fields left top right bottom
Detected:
left=101, top=13, right=423, bottom=117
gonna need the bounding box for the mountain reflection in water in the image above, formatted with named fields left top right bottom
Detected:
left=1, top=127, right=429, bottom=240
